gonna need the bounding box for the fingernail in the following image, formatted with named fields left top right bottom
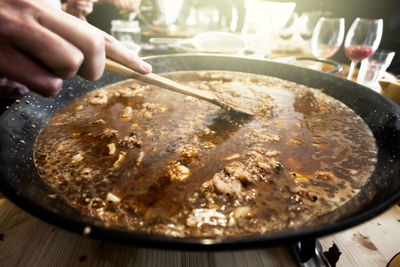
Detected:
left=140, top=61, right=152, bottom=73
left=18, top=85, right=30, bottom=96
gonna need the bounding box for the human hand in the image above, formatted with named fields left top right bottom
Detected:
left=0, top=78, right=30, bottom=98
left=0, top=0, right=151, bottom=98
left=63, top=0, right=97, bottom=20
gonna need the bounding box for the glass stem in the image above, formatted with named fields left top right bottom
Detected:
left=347, top=61, right=357, bottom=80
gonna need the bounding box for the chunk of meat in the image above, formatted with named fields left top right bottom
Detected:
left=265, top=150, right=280, bottom=157
left=89, top=89, right=109, bottom=105
left=224, top=161, right=252, bottom=183
left=293, top=187, right=318, bottom=202
left=200, top=180, right=214, bottom=195
left=130, top=122, right=139, bottom=130
left=314, top=170, right=339, bottom=183
left=257, top=161, right=272, bottom=171
left=113, top=152, right=126, bottom=168
left=119, top=134, right=142, bottom=148
left=233, top=206, right=251, bottom=220
left=107, top=143, right=116, bottom=155
left=118, top=87, right=136, bottom=97
left=136, top=151, right=144, bottom=166
left=178, top=144, right=198, bottom=158
left=106, top=192, right=121, bottom=203
left=89, top=119, right=106, bottom=126
left=121, top=106, right=134, bottom=119
left=99, top=128, right=119, bottom=140
left=71, top=152, right=84, bottom=163
left=290, top=172, right=310, bottom=184
left=212, top=171, right=242, bottom=196
left=75, top=105, right=84, bottom=111
left=168, top=162, right=191, bottom=181
left=288, top=138, right=306, bottom=146
left=223, top=154, right=240, bottom=161
left=186, top=208, right=227, bottom=227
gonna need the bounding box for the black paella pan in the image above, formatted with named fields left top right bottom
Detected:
left=1, top=54, right=400, bottom=249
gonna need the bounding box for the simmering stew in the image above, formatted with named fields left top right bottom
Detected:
left=34, top=71, right=377, bottom=237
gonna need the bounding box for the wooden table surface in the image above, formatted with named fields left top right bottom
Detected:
left=1, top=192, right=399, bottom=266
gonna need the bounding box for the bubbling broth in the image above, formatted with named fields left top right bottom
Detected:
left=34, top=71, right=377, bottom=237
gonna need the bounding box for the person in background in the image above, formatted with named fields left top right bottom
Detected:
left=87, top=0, right=142, bottom=34
left=175, top=0, right=246, bottom=32
left=0, top=0, right=151, bottom=99
left=62, top=0, right=98, bottom=21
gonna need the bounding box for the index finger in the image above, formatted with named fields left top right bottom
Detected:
left=37, top=7, right=106, bottom=81
left=104, top=33, right=152, bottom=74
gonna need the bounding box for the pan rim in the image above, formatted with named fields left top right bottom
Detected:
left=1, top=54, right=400, bottom=249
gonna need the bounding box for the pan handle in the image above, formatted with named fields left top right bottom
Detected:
left=290, top=57, right=343, bottom=74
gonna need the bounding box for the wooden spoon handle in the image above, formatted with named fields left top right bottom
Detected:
left=105, top=58, right=217, bottom=103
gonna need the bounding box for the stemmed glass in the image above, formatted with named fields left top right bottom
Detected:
left=311, top=17, right=345, bottom=59
left=279, top=12, right=299, bottom=40
left=344, top=18, right=383, bottom=80
left=298, top=11, right=322, bottom=40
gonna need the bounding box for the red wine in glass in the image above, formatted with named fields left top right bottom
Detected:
left=344, top=45, right=374, bottom=63
left=344, top=18, right=383, bottom=80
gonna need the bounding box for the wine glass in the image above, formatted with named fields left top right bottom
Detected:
left=298, top=11, right=323, bottom=40
left=279, top=12, right=299, bottom=40
left=311, top=17, right=345, bottom=59
left=344, top=18, right=383, bottom=80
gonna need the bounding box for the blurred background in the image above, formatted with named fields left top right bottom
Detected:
left=85, top=0, right=399, bottom=77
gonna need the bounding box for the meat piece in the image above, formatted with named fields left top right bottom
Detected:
left=100, top=128, right=119, bottom=140
left=293, top=187, right=318, bottom=202
left=265, top=150, right=280, bottom=157
left=80, top=168, right=92, bottom=175
left=107, top=143, right=116, bottom=155
left=314, top=170, right=339, bottom=183
left=106, top=192, right=121, bottom=203
left=119, top=134, right=142, bottom=148
left=224, top=162, right=252, bottom=183
left=168, top=162, right=191, bottom=181
left=75, top=105, right=84, bottom=111
left=89, top=119, right=106, bottom=126
left=121, top=106, right=133, bottom=119
left=223, top=154, right=240, bottom=161
left=118, top=87, right=136, bottom=97
left=288, top=138, right=306, bottom=146
left=257, top=161, right=272, bottom=171
left=178, top=144, right=198, bottom=158
left=113, top=152, right=126, bottom=168
left=130, top=122, right=139, bottom=130
left=186, top=208, right=227, bottom=228
left=233, top=206, right=251, bottom=220
left=136, top=151, right=144, bottom=166
left=71, top=152, right=84, bottom=163
left=89, top=89, right=109, bottom=105
left=144, top=130, right=153, bottom=136
left=200, top=180, right=214, bottom=195
left=143, top=111, right=152, bottom=119
left=290, top=172, right=310, bottom=184
left=212, top=171, right=242, bottom=196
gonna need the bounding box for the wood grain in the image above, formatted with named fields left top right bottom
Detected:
left=0, top=198, right=399, bottom=266
left=0, top=200, right=296, bottom=267
left=319, top=205, right=400, bottom=267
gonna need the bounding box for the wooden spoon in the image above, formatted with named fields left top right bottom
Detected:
left=105, top=58, right=254, bottom=116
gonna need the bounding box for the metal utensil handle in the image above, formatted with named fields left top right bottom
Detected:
left=292, top=57, right=343, bottom=74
